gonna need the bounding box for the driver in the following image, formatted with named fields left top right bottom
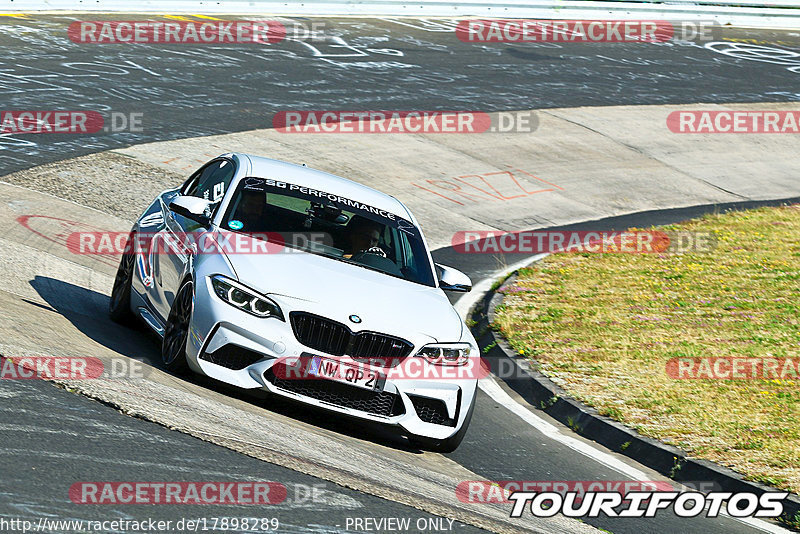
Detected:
left=343, top=216, right=383, bottom=258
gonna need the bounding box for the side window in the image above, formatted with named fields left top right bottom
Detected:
left=183, top=160, right=236, bottom=203
left=181, top=169, right=203, bottom=197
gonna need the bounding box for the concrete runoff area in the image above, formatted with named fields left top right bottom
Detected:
left=6, top=102, right=798, bottom=250
left=1, top=103, right=799, bottom=533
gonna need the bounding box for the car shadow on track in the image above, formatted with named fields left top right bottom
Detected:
left=207, top=378, right=425, bottom=454
left=30, top=275, right=425, bottom=454
left=30, top=275, right=159, bottom=363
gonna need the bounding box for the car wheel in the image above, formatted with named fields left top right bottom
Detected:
left=161, top=281, right=193, bottom=375
left=109, top=244, right=136, bottom=324
left=410, top=392, right=477, bottom=453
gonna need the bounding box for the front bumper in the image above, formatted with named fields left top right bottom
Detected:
left=187, top=277, right=478, bottom=440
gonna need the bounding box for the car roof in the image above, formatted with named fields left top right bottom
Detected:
left=240, top=153, right=412, bottom=221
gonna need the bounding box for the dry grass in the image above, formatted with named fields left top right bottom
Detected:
left=494, top=205, right=800, bottom=493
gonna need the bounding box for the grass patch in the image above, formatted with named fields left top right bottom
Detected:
left=780, top=511, right=800, bottom=530
left=494, top=204, right=800, bottom=493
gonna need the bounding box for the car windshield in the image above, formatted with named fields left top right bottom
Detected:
left=221, top=177, right=436, bottom=287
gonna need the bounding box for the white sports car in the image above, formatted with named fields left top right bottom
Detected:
left=110, top=153, right=478, bottom=451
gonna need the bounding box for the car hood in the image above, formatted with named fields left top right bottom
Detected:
left=221, top=244, right=464, bottom=343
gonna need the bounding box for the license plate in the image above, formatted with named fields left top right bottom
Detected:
left=307, top=356, right=384, bottom=392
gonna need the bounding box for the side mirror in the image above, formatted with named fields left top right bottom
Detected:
left=169, top=196, right=214, bottom=227
left=435, top=263, right=472, bottom=293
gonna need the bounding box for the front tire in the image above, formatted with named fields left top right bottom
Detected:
left=109, top=245, right=135, bottom=325
left=410, top=392, right=477, bottom=453
left=161, top=281, right=193, bottom=375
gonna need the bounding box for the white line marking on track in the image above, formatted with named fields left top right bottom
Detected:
left=478, top=375, right=649, bottom=479
left=455, top=254, right=650, bottom=478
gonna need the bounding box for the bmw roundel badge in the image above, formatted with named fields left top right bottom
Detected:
left=349, top=315, right=362, bottom=324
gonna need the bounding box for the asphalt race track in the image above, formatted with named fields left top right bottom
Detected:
left=2, top=15, right=800, bottom=174
left=1, top=13, right=800, bottom=534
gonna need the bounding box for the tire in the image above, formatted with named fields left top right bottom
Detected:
left=410, top=391, right=477, bottom=453
left=161, top=281, right=193, bottom=375
left=109, top=245, right=136, bottom=325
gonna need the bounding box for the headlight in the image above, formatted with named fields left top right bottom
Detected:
left=210, top=275, right=284, bottom=320
left=415, top=343, right=473, bottom=366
